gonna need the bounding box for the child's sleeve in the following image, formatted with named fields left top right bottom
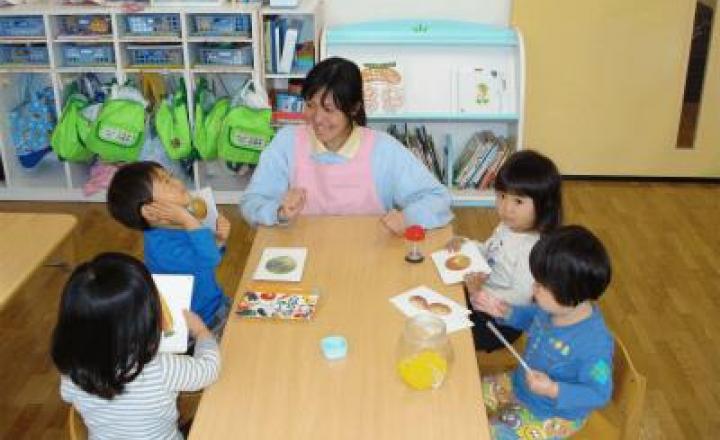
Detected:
left=499, top=304, right=538, bottom=331
left=162, top=337, right=221, bottom=392
left=181, top=229, right=223, bottom=268
left=554, top=340, right=614, bottom=413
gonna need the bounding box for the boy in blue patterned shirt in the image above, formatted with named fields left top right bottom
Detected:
left=472, top=225, right=613, bottom=439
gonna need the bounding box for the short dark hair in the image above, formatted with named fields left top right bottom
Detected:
left=302, top=57, right=367, bottom=126
left=495, top=150, right=562, bottom=234
left=107, top=161, right=163, bottom=230
left=530, top=225, right=612, bottom=307
left=51, top=253, right=161, bottom=399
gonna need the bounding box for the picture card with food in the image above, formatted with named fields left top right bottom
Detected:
left=253, top=247, right=308, bottom=282
left=390, top=285, right=473, bottom=334
left=431, top=241, right=492, bottom=285
left=153, top=274, right=194, bottom=353
left=236, top=287, right=320, bottom=320
left=188, top=187, right=218, bottom=232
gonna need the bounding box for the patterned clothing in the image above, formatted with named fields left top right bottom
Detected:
left=483, top=373, right=585, bottom=440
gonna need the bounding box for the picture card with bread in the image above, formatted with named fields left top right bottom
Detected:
left=431, top=241, right=492, bottom=285
left=153, top=274, right=194, bottom=353
left=189, top=187, right=218, bottom=232
left=253, top=247, right=308, bottom=282
left=389, top=285, right=473, bottom=334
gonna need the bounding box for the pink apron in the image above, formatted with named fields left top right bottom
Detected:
left=293, top=126, right=385, bottom=215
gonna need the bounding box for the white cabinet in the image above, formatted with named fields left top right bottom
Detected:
left=323, top=20, right=525, bottom=207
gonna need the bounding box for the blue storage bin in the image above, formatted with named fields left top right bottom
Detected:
left=191, top=14, right=251, bottom=36
left=198, top=45, right=252, bottom=66
left=127, top=45, right=183, bottom=66
left=0, top=16, right=45, bottom=38
left=62, top=44, right=114, bottom=66
left=0, top=44, right=48, bottom=65
left=125, top=14, right=181, bottom=36
left=58, top=15, right=111, bottom=36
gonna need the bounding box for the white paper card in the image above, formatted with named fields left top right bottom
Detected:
left=431, top=242, right=492, bottom=285
left=154, top=274, right=194, bottom=353
left=253, top=247, right=308, bottom=282
left=390, top=285, right=473, bottom=334
left=190, top=187, right=219, bottom=232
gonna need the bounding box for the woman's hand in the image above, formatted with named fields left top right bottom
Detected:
left=381, top=209, right=405, bottom=236
left=279, top=187, right=307, bottom=222
left=526, top=370, right=559, bottom=398
left=183, top=309, right=212, bottom=341
left=215, top=214, right=231, bottom=246
left=445, top=236, right=466, bottom=252
left=469, top=288, right=508, bottom=318
left=142, top=201, right=201, bottom=229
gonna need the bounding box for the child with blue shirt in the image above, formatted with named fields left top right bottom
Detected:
left=107, top=161, right=231, bottom=337
left=474, top=225, right=614, bottom=439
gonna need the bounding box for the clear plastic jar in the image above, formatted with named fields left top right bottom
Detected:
left=396, top=314, right=454, bottom=390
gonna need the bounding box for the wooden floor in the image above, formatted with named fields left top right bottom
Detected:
left=0, top=180, right=718, bottom=439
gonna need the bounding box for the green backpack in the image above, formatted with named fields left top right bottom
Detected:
left=193, top=78, right=230, bottom=160
left=86, top=99, right=146, bottom=162
left=218, top=105, right=274, bottom=164
left=156, top=85, right=192, bottom=160
left=50, top=94, right=95, bottom=162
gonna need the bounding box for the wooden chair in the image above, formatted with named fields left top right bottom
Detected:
left=476, top=333, right=647, bottom=440
left=67, top=406, right=87, bottom=440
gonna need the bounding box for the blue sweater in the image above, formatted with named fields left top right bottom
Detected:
left=501, top=304, right=614, bottom=420
left=144, top=227, right=225, bottom=325
left=239, top=125, right=453, bottom=228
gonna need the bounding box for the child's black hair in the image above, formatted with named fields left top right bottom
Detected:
left=529, top=225, right=612, bottom=307
left=302, top=57, right=367, bottom=126
left=495, top=150, right=562, bottom=233
left=51, top=253, right=162, bottom=399
left=107, top=161, right=163, bottom=230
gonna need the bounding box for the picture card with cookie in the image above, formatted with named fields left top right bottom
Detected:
left=153, top=274, right=194, bottom=353
left=431, top=241, right=492, bottom=285
left=389, top=285, right=473, bottom=334
left=189, top=187, right=219, bottom=232
left=253, top=247, right=308, bottom=282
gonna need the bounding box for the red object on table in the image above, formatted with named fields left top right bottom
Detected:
left=404, top=225, right=426, bottom=242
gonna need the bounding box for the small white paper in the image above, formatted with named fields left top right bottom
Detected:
left=154, top=274, right=194, bottom=353
left=390, top=285, right=473, bottom=334
left=190, top=187, right=219, bottom=232
left=431, top=242, right=492, bottom=285
left=253, top=247, right=308, bottom=282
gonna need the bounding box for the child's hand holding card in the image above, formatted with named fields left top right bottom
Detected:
left=431, top=241, right=492, bottom=285
left=189, top=187, right=219, bottom=232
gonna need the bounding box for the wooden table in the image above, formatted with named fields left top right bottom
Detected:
left=190, top=217, right=489, bottom=440
left=0, top=213, right=77, bottom=309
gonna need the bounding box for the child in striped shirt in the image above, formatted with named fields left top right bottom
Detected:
left=51, top=253, right=221, bottom=440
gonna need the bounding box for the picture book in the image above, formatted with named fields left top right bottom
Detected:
left=236, top=288, right=319, bottom=320
left=390, top=285, right=473, bottom=334
left=456, top=66, right=514, bottom=114
left=431, top=241, right=492, bottom=285
left=154, top=274, right=194, bottom=353
left=253, top=247, right=308, bottom=282
left=358, top=59, right=405, bottom=114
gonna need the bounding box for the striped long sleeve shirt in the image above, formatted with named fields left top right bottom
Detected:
left=60, top=337, right=220, bottom=440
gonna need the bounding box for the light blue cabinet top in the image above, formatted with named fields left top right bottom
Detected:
left=325, top=20, right=518, bottom=46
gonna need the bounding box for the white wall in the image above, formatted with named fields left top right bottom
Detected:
left=321, top=0, right=512, bottom=26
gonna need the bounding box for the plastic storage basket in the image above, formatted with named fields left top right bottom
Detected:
left=62, top=44, right=115, bottom=66
left=58, top=15, right=111, bottom=36
left=0, top=16, right=45, bottom=38
left=197, top=45, right=252, bottom=66
left=125, top=14, right=181, bottom=37
left=127, top=45, right=183, bottom=67
left=0, top=44, right=49, bottom=65
left=190, top=14, right=251, bottom=37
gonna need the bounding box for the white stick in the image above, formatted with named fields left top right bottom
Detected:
left=485, top=321, right=532, bottom=373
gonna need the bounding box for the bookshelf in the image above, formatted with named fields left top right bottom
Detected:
left=0, top=0, right=322, bottom=203
left=323, top=20, right=525, bottom=207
